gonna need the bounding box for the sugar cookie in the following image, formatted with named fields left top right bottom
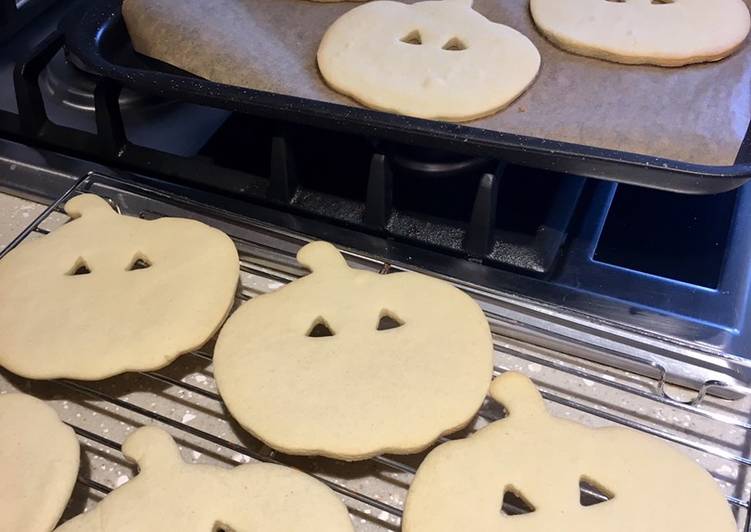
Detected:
left=1, top=394, right=79, bottom=532
left=0, top=194, right=239, bottom=380
left=317, top=0, right=540, bottom=121
left=403, top=372, right=736, bottom=532
left=530, top=0, right=751, bottom=66
left=214, top=241, right=493, bottom=460
left=56, top=426, right=353, bottom=531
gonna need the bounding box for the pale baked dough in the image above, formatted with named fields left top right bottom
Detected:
left=214, top=241, right=493, bottom=460
left=403, top=372, right=737, bottom=532
left=0, top=194, right=239, bottom=380
left=531, top=0, right=751, bottom=66
left=317, top=0, right=541, bottom=121
left=55, top=426, right=353, bottom=532
left=0, top=393, right=80, bottom=532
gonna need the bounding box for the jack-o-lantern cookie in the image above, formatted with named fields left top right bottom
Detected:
left=1, top=393, right=79, bottom=532
left=55, top=426, right=354, bottom=532
left=317, top=0, right=541, bottom=121
left=531, top=0, right=751, bottom=66
left=0, top=194, right=239, bottom=380
left=403, top=372, right=736, bottom=532
left=214, top=241, right=493, bottom=461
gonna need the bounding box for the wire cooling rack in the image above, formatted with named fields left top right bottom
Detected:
left=1, top=172, right=750, bottom=531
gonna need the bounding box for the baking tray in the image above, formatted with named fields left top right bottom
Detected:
left=63, top=0, right=751, bottom=194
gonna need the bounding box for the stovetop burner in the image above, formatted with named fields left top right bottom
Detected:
left=39, top=49, right=163, bottom=113
left=386, top=144, right=494, bottom=179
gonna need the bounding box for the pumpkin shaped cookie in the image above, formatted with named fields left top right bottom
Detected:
left=403, top=372, right=736, bottom=532
left=0, top=194, right=239, bottom=380
left=56, top=426, right=354, bottom=532
left=214, top=241, right=493, bottom=460
left=317, top=0, right=540, bottom=121
left=1, top=393, right=79, bottom=532
left=531, top=0, right=750, bottom=66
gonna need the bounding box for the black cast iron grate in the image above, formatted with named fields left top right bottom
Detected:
left=1, top=27, right=586, bottom=277
left=0, top=0, right=58, bottom=42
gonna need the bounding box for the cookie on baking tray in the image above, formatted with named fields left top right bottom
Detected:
left=1, top=393, right=79, bottom=532
left=530, top=0, right=751, bottom=66
left=214, top=241, right=494, bottom=461
left=317, top=0, right=540, bottom=121
left=403, top=372, right=736, bottom=532
left=0, top=194, right=239, bottom=380
left=56, top=426, right=354, bottom=532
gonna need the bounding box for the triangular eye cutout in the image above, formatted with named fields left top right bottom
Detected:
left=377, top=312, right=404, bottom=331
left=66, top=258, right=91, bottom=276
left=501, top=486, right=536, bottom=516
left=307, top=318, right=335, bottom=338
left=442, top=37, right=467, bottom=51
left=401, top=30, right=422, bottom=45
left=579, top=477, right=615, bottom=507
left=127, top=254, right=152, bottom=271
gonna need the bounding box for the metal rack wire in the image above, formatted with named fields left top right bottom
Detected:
left=2, top=172, right=751, bottom=531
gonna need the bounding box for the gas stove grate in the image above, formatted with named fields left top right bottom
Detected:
left=0, top=0, right=58, bottom=41
left=2, top=172, right=751, bottom=530
left=4, top=27, right=585, bottom=277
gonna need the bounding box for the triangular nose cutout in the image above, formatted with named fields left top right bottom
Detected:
left=307, top=318, right=335, bottom=337
left=501, top=486, right=535, bottom=516
left=580, top=477, right=615, bottom=507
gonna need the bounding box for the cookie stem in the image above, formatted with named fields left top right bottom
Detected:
left=297, top=241, right=349, bottom=274
left=64, top=194, right=116, bottom=219
left=122, top=426, right=182, bottom=473
left=489, top=372, right=548, bottom=418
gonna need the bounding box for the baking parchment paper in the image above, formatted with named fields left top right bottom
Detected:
left=123, top=0, right=751, bottom=166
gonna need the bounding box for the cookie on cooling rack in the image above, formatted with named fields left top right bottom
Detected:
left=213, top=241, right=493, bottom=460
left=402, top=372, right=736, bottom=532
left=0, top=194, right=239, bottom=380
left=1, top=393, right=79, bottom=532
left=55, top=426, right=354, bottom=532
